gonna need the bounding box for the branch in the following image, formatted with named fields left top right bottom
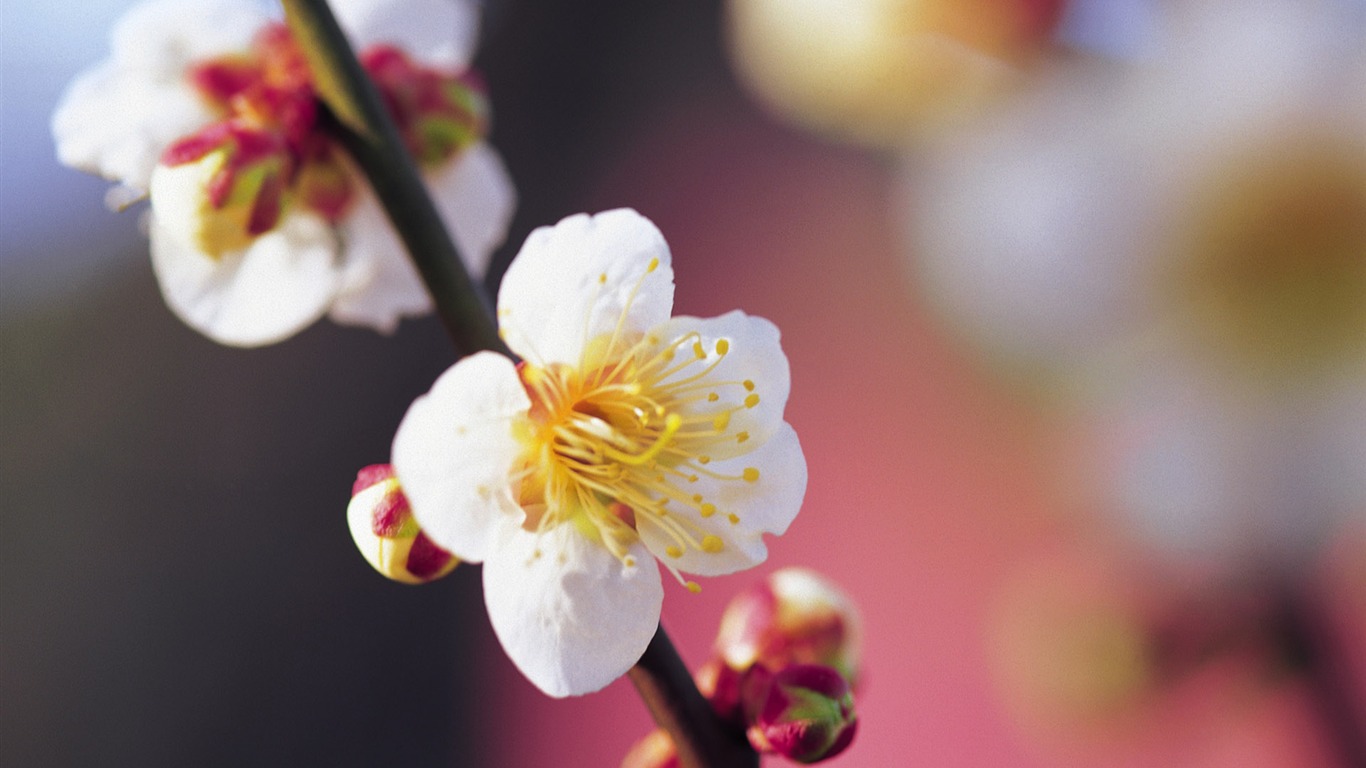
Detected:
left=629, top=625, right=760, bottom=768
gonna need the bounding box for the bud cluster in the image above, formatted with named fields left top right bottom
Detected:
left=623, top=568, right=861, bottom=766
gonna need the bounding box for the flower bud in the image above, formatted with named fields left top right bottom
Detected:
left=347, top=464, right=457, bottom=584
left=152, top=121, right=293, bottom=258
left=620, top=729, right=679, bottom=768
left=693, top=656, right=747, bottom=726
left=714, top=568, right=862, bottom=684
left=743, top=664, right=857, bottom=763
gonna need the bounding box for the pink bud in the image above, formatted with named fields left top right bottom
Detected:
left=744, top=664, right=857, bottom=763
left=714, top=568, right=862, bottom=685
left=347, top=464, right=457, bottom=584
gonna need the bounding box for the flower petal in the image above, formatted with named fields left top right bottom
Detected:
left=432, top=142, right=516, bottom=279
left=109, top=0, right=269, bottom=72
left=53, top=65, right=213, bottom=192
left=641, top=422, right=806, bottom=577
left=329, top=182, right=431, bottom=333
left=498, top=209, right=675, bottom=366
left=483, top=520, right=663, bottom=697
left=329, top=143, right=514, bottom=332
left=653, top=310, right=791, bottom=460
left=53, top=0, right=270, bottom=190
left=392, top=352, right=529, bottom=563
left=149, top=210, right=341, bottom=346
left=332, top=0, right=481, bottom=70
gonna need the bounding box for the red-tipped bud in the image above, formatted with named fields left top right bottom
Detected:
left=347, top=464, right=457, bottom=584
left=715, top=568, right=862, bottom=685
left=743, top=664, right=858, bottom=763
left=620, top=729, right=679, bottom=768
left=694, top=656, right=747, bottom=726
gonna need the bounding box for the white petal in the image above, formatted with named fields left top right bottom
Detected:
left=641, top=423, right=806, bottom=577
left=498, top=209, right=675, bottom=366
left=53, top=64, right=213, bottom=191
left=329, top=184, right=431, bottom=333
left=109, top=0, right=269, bottom=73
left=483, top=520, right=663, bottom=697
left=329, top=144, right=514, bottom=332
left=392, top=352, right=529, bottom=563
left=332, top=0, right=481, bottom=69
left=53, top=0, right=269, bottom=190
left=652, top=310, right=791, bottom=460
left=432, top=142, right=517, bottom=279
left=149, top=211, right=341, bottom=347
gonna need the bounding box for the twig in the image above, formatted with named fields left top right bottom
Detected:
left=629, top=625, right=759, bottom=768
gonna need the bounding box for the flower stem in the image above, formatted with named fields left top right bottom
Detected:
left=280, top=0, right=507, bottom=357
left=628, top=625, right=759, bottom=768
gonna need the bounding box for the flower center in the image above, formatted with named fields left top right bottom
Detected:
left=161, top=25, right=491, bottom=257
left=512, top=287, right=764, bottom=587
left=1160, top=134, right=1366, bottom=384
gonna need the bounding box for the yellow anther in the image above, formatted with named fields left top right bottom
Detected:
left=736, top=431, right=750, bottom=443
left=698, top=455, right=711, bottom=465
left=647, top=258, right=659, bottom=273
left=707, top=392, right=720, bottom=402
left=716, top=339, right=730, bottom=355
left=688, top=475, right=699, bottom=483
left=692, top=494, right=703, bottom=503
left=744, top=393, right=760, bottom=409
left=743, top=380, right=755, bottom=391
left=624, top=556, right=636, bottom=567
left=701, top=535, right=724, bottom=553
left=598, top=272, right=607, bottom=284
left=713, top=412, right=732, bottom=431
left=727, top=513, right=740, bottom=525
left=686, top=581, right=702, bottom=594
left=742, top=467, right=760, bottom=482
left=700, top=503, right=717, bottom=518
left=666, top=545, right=683, bottom=558
left=693, top=341, right=706, bottom=359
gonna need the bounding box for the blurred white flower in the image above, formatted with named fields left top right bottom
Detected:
left=903, top=0, right=1366, bottom=567
left=725, top=0, right=1067, bottom=147
left=392, top=209, right=806, bottom=697
left=53, top=0, right=515, bottom=346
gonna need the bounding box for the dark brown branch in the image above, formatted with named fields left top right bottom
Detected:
left=628, top=624, right=759, bottom=768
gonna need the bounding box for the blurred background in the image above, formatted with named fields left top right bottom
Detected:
left=3, top=0, right=1364, bottom=766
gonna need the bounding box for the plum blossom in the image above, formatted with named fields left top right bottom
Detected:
left=52, top=0, right=514, bottom=346
left=392, top=209, right=806, bottom=697
left=902, top=0, right=1366, bottom=569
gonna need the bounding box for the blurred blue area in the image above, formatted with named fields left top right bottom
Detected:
left=2, top=1, right=144, bottom=314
